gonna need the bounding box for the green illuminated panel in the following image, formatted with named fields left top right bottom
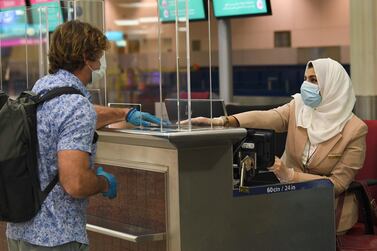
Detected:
left=213, top=0, right=269, bottom=18
left=31, top=2, right=63, bottom=32
left=159, top=0, right=206, bottom=22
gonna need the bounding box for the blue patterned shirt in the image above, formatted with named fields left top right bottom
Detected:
left=6, top=70, right=97, bottom=246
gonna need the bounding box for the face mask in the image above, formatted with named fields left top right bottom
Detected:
left=87, top=54, right=107, bottom=84
left=300, top=81, right=322, bottom=108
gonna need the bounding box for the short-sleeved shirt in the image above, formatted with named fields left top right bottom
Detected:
left=6, top=69, right=97, bottom=247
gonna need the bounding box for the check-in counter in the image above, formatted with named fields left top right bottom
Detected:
left=0, top=127, right=335, bottom=250
left=86, top=127, right=336, bottom=251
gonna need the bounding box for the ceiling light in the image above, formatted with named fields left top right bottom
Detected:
left=125, top=30, right=149, bottom=35
left=114, top=19, right=140, bottom=26
left=139, top=16, right=158, bottom=24
left=115, top=16, right=159, bottom=26
left=118, top=2, right=157, bottom=8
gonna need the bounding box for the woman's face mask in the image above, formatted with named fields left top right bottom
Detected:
left=300, top=81, right=322, bottom=108
left=87, top=54, right=107, bottom=84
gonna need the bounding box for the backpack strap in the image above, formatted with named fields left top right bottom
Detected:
left=41, top=175, right=59, bottom=201
left=36, top=87, right=84, bottom=104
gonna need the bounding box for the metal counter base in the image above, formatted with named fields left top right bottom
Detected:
left=87, top=127, right=335, bottom=251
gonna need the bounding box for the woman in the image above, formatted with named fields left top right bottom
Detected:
left=187, top=58, right=368, bottom=233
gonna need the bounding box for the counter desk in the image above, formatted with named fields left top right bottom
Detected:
left=85, top=127, right=336, bottom=251
left=0, top=127, right=335, bottom=250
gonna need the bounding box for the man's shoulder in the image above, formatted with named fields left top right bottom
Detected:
left=32, top=74, right=58, bottom=94
left=37, top=87, right=93, bottom=126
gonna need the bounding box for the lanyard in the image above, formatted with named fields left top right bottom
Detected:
left=303, top=142, right=316, bottom=172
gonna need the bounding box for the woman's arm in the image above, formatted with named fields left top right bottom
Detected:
left=232, top=102, right=291, bottom=132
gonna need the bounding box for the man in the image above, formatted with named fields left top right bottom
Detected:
left=6, top=20, right=163, bottom=250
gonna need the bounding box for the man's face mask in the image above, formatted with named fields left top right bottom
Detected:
left=87, top=54, right=107, bottom=84
left=300, top=81, right=322, bottom=108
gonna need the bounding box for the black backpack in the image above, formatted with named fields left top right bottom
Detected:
left=0, top=87, right=84, bottom=222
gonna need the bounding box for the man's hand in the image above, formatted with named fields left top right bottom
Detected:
left=126, top=108, right=170, bottom=127
left=96, top=167, right=117, bottom=199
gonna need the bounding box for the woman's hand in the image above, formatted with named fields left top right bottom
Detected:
left=178, top=116, right=224, bottom=126
left=269, top=156, right=295, bottom=182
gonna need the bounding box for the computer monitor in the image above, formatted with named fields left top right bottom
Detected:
left=164, top=98, right=227, bottom=124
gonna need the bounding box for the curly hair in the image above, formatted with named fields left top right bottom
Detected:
left=48, top=20, right=109, bottom=74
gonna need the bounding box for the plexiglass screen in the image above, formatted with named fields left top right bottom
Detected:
left=1, top=0, right=216, bottom=131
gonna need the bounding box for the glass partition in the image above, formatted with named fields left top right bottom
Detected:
left=0, top=0, right=105, bottom=97
left=1, top=0, right=218, bottom=132
left=61, top=0, right=106, bottom=105
left=0, top=4, right=29, bottom=97
left=103, top=0, right=216, bottom=131
left=26, top=1, right=65, bottom=89
left=156, top=0, right=216, bottom=131
left=158, top=0, right=192, bottom=129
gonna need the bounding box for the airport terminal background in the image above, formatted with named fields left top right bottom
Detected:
left=1, top=0, right=354, bottom=114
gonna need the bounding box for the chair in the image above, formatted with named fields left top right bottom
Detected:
left=346, top=120, right=377, bottom=235
left=335, top=121, right=377, bottom=251
left=355, top=120, right=377, bottom=199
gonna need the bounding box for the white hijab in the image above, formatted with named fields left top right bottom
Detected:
left=293, top=58, right=356, bottom=145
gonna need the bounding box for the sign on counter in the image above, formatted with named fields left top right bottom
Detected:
left=233, top=179, right=333, bottom=197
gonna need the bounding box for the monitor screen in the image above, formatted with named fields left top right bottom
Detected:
left=158, top=0, right=206, bottom=22
left=30, top=1, right=63, bottom=32
left=0, top=6, right=27, bottom=39
left=213, top=0, right=272, bottom=19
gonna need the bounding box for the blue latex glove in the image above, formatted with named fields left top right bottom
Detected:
left=126, top=108, right=171, bottom=127
left=96, top=167, right=117, bottom=199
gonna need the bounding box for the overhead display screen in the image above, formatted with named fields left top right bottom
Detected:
left=0, top=7, right=27, bottom=39
left=30, top=0, right=57, bottom=3
left=213, top=0, right=271, bottom=18
left=30, top=1, right=63, bottom=32
left=0, top=0, right=25, bottom=9
left=158, top=0, right=206, bottom=22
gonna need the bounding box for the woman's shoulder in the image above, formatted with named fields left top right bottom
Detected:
left=343, top=114, right=368, bottom=136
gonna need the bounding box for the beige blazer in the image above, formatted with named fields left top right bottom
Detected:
left=234, top=99, right=368, bottom=232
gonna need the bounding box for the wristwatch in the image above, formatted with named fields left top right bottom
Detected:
left=220, top=116, right=230, bottom=127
